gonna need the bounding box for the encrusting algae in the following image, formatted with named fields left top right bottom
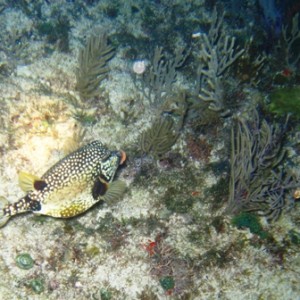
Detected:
left=0, top=141, right=126, bottom=227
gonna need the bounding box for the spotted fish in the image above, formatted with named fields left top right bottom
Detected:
left=0, top=140, right=126, bottom=227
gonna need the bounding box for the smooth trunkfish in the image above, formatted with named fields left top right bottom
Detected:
left=0, top=140, right=126, bottom=227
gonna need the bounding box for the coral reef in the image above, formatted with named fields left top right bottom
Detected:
left=0, top=1, right=300, bottom=299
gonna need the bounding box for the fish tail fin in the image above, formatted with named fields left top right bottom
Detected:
left=0, top=196, right=10, bottom=228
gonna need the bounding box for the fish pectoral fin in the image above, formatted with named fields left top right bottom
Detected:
left=92, top=177, right=109, bottom=200
left=100, top=180, right=127, bottom=203
left=18, top=171, right=47, bottom=192
left=92, top=174, right=127, bottom=203
left=91, top=177, right=126, bottom=202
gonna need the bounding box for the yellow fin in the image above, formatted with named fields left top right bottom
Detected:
left=101, top=180, right=127, bottom=203
left=18, top=171, right=43, bottom=192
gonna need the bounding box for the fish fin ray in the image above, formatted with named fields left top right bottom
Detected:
left=18, top=171, right=45, bottom=192
left=101, top=180, right=126, bottom=203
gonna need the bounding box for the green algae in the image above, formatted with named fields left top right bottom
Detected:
left=201, top=249, right=231, bottom=268
left=95, top=213, right=129, bottom=251
left=210, top=216, right=226, bottom=233
left=138, top=288, right=160, bottom=300
left=72, top=109, right=97, bottom=126
left=164, top=187, right=194, bottom=213
left=158, top=167, right=202, bottom=215
left=29, top=278, right=44, bottom=294
left=102, top=3, right=120, bottom=19
left=287, top=229, right=300, bottom=245
left=159, top=276, right=175, bottom=291
left=188, top=229, right=206, bottom=246
left=231, top=212, right=268, bottom=239
left=207, top=160, right=230, bottom=177
left=269, top=86, right=300, bottom=118
left=15, top=253, right=34, bottom=270
left=63, top=219, right=94, bottom=236
left=85, top=245, right=101, bottom=257
left=206, top=176, right=229, bottom=211
left=30, top=215, right=49, bottom=225
left=99, top=288, right=112, bottom=300
left=36, top=16, right=71, bottom=52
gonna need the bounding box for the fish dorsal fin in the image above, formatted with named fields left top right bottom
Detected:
left=18, top=171, right=47, bottom=192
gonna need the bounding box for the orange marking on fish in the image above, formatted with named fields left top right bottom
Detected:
left=120, top=150, right=126, bottom=165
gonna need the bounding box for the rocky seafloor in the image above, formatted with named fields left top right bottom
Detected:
left=0, top=1, right=300, bottom=299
